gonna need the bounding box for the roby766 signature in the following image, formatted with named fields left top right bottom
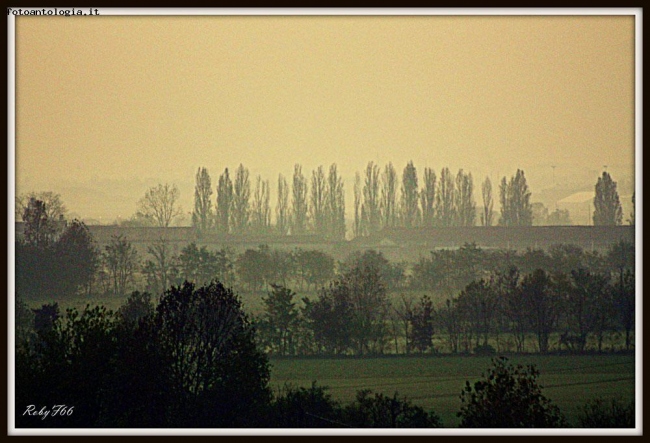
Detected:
left=23, top=405, right=74, bottom=420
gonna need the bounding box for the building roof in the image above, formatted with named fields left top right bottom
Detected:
left=557, top=191, right=594, bottom=204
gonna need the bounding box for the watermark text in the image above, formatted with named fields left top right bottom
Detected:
left=23, top=405, right=74, bottom=420
left=7, top=8, right=100, bottom=16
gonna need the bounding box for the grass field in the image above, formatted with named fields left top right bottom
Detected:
left=269, top=354, right=636, bottom=428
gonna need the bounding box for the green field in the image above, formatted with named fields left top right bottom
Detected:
left=269, top=354, right=636, bottom=428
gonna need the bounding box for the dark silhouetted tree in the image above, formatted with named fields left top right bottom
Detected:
left=117, top=290, right=154, bottom=326
left=344, top=264, right=390, bottom=355
left=456, top=279, right=497, bottom=351
left=16, top=305, right=121, bottom=427
left=521, top=269, right=559, bottom=353
left=103, top=234, right=139, bottom=297
left=54, top=219, right=100, bottom=296
left=154, top=281, right=271, bottom=427
left=458, top=357, right=567, bottom=428
left=259, top=285, right=300, bottom=356
left=303, top=282, right=354, bottom=355
left=408, top=295, right=435, bottom=353
left=578, top=397, right=635, bottom=428
left=439, top=298, right=461, bottom=353
left=563, top=268, right=612, bottom=352
left=344, top=390, right=442, bottom=428
left=497, top=267, right=526, bottom=352
left=294, top=248, right=335, bottom=291
left=17, top=191, right=67, bottom=224
left=593, top=171, right=623, bottom=226
left=142, top=236, right=178, bottom=296
left=177, top=242, right=233, bottom=288
left=607, top=240, right=635, bottom=350
left=270, top=382, right=345, bottom=428
left=22, top=197, right=56, bottom=248
left=264, top=248, right=295, bottom=288
left=236, top=246, right=271, bottom=292
left=341, top=249, right=404, bottom=291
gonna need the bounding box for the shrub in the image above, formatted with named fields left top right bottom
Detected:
left=473, top=344, right=496, bottom=355
left=270, top=382, right=344, bottom=428
left=458, top=356, right=567, bottom=428
left=344, top=390, right=442, bottom=428
left=577, top=397, right=635, bottom=428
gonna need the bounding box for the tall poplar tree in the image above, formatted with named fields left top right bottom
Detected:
left=192, top=167, right=213, bottom=235
left=231, top=164, right=251, bottom=233
left=309, top=165, right=328, bottom=235
left=400, top=161, right=420, bottom=228
left=420, top=167, right=437, bottom=228
left=593, top=171, right=623, bottom=226
left=353, top=172, right=362, bottom=238
left=499, top=169, right=532, bottom=226
left=380, top=162, right=398, bottom=229
left=251, top=175, right=271, bottom=234
left=361, top=161, right=381, bottom=235
left=327, top=163, right=346, bottom=240
left=436, top=167, right=456, bottom=227
left=290, top=164, right=308, bottom=235
left=276, top=173, right=290, bottom=235
left=455, top=169, right=476, bottom=227
left=481, top=176, right=494, bottom=227
left=216, top=168, right=233, bottom=234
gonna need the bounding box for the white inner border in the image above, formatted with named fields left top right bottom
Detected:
left=6, top=7, right=643, bottom=437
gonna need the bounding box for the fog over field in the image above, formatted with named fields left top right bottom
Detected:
left=12, top=10, right=639, bottom=432
left=14, top=14, right=636, bottom=224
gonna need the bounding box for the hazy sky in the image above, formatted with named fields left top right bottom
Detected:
left=14, top=13, right=636, bottom=221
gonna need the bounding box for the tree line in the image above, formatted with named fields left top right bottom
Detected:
left=16, top=195, right=634, bottom=358
left=16, top=168, right=630, bottom=243
left=253, top=241, right=634, bottom=357
left=16, top=282, right=633, bottom=428
left=189, top=162, right=538, bottom=238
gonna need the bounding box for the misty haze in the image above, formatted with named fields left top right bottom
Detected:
left=12, top=11, right=637, bottom=432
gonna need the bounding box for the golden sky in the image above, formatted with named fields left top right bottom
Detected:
left=14, top=14, right=636, bottom=221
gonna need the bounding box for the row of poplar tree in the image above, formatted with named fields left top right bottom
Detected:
left=191, top=162, right=538, bottom=239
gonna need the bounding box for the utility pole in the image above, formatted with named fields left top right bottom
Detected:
left=551, top=165, right=556, bottom=186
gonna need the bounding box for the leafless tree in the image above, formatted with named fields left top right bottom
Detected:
left=275, top=173, right=290, bottom=235
left=309, top=165, right=328, bottom=235
left=380, top=162, right=398, bottom=229
left=420, top=167, right=436, bottom=227
left=291, top=164, right=308, bottom=235
left=17, top=191, right=67, bottom=222
left=137, top=183, right=182, bottom=228
left=481, top=176, right=494, bottom=227
left=251, top=175, right=271, bottom=233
